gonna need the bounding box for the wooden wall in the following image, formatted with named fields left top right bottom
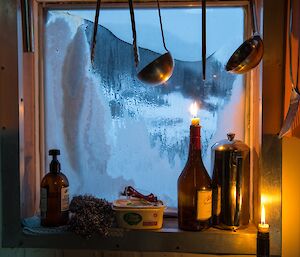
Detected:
left=282, top=137, right=300, bottom=257
left=285, top=0, right=300, bottom=138
left=281, top=1, right=300, bottom=256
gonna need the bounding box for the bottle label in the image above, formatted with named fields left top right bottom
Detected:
left=40, top=188, right=47, bottom=216
left=61, top=187, right=69, bottom=211
left=197, top=190, right=212, bottom=221
left=213, top=186, right=221, bottom=216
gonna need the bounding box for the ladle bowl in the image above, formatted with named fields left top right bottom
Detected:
left=225, top=0, right=264, bottom=74
left=225, top=34, right=263, bottom=74
left=137, top=52, right=174, bottom=85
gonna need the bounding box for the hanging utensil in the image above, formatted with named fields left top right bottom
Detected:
left=91, top=0, right=101, bottom=63
left=128, top=0, right=140, bottom=67
left=137, top=0, right=174, bottom=85
left=20, top=0, right=34, bottom=52
left=225, top=0, right=263, bottom=74
left=278, top=0, right=300, bottom=138
left=202, top=0, right=206, bottom=80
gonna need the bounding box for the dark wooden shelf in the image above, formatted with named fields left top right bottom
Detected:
left=20, top=218, right=258, bottom=254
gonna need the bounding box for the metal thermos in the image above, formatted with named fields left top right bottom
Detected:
left=211, top=133, right=250, bottom=230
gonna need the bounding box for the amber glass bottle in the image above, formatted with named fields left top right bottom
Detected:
left=41, top=149, right=69, bottom=227
left=178, top=124, right=212, bottom=231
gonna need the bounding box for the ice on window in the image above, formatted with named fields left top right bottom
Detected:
left=44, top=9, right=245, bottom=207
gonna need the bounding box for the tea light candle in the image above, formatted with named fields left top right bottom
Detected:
left=258, top=204, right=270, bottom=233
left=257, top=203, right=270, bottom=257
left=189, top=102, right=200, bottom=126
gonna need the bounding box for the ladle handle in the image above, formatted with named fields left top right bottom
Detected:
left=250, top=0, right=259, bottom=35
left=156, top=0, right=168, bottom=52
left=20, top=0, right=34, bottom=52
left=202, top=0, right=206, bottom=80
left=128, top=0, right=140, bottom=67
left=91, top=0, right=101, bottom=63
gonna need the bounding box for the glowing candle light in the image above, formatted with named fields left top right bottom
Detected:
left=257, top=201, right=270, bottom=257
left=261, top=204, right=266, bottom=223
left=258, top=203, right=270, bottom=233
left=189, top=102, right=200, bottom=126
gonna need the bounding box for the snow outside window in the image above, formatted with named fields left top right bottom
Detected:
left=44, top=7, right=245, bottom=207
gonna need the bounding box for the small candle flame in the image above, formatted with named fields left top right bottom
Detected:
left=189, top=102, right=199, bottom=117
left=261, top=204, right=266, bottom=225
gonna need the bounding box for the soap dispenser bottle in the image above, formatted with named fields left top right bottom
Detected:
left=40, top=149, right=69, bottom=226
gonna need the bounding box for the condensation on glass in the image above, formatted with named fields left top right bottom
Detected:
left=43, top=8, right=245, bottom=207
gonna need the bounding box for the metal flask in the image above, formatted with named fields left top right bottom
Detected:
left=211, top=133, right=250, bottom=230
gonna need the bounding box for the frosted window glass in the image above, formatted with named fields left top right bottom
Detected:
left=44, top=8, right=245, bottom=207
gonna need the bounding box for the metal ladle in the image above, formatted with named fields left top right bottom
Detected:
left=225, top=0, right=263, bottom=74
left=128, top=0, right=174, bottom=85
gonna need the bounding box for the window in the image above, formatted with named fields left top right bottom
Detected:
left=43, top=6, right=246, bottom=207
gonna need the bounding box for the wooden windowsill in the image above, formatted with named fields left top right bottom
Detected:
left=19, top=218, right=258, bottom=254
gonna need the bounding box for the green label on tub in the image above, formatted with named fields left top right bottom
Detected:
left=123, top=213, right=142, bottom=225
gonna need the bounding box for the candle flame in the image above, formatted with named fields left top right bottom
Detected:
left=261, top=204, right=266, bottom=225
left=189, top=102, right=198, bottom=117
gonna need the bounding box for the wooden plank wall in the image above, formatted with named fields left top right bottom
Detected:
left=282, top=137, right=300, bottom=257
left=285, top=0, right=300, bottom=137
left=22, top=52, right=37, bottom=218
left=281, top=2, right=300, bottom=255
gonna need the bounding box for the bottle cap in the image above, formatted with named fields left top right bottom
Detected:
left=49, top=149, right=61, bottom=172
left=49, top=149, right=60, bottom=156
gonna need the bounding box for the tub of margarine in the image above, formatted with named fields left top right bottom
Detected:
left=113, top=198, right=165, bottom=230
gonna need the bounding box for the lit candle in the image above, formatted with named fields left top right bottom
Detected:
left=258, top=204, right=270, bottom=233
left=189, top=102, right=200, bottom=126
left=257, top=203, right=270, bottom=257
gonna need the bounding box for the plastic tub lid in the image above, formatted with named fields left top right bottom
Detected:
left=113, top=198, right=164, bottom=209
